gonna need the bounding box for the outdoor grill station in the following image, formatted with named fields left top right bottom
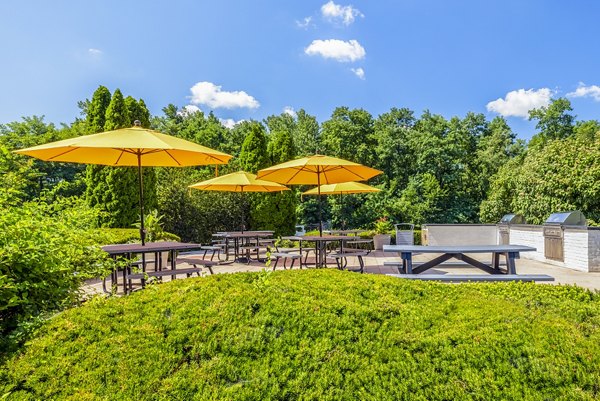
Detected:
left=542, top=211, right=587, bottom=262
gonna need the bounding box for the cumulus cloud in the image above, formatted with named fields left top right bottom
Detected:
left=283, top=106, right=297, bottom=117
left=321, top=1, right=363, bottom=25
left=189, top=82, right=260, bottom=110
left=305, top=39, right=365, bottom=62
left=351, top=67, right=365, bottom=80
left=486, top=88, right=553, bottom=118
left=296, top=16, right=314, bottom=29
left=177, top=105, right=202, bottom=117
left=219, top=118, right=245, bottom=129
left=567, top=83, right=600, bottom=101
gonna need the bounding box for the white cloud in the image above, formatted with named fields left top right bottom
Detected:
left=305, top=39, right=365, bottom=62
left=219, top=118, right=245, bottom=129
left=486, top=88, right=553, bottom=118
left=351, top=67, right=365, bottom=80
left=321, top=1, right=363, bottom=25
left=178, top=105, right=202, bottom=117
left=189, top=82, right=260, bottom=110
left=296, top=16, right=314, bottom=29
left=567, top=83, right=600, bottom=101
left=88, top=48, right=103, bottom=58
left=283, top=106, right=297, bottom=117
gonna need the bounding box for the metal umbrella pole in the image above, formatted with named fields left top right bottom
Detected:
left=136, top=153, right=146, bottom=245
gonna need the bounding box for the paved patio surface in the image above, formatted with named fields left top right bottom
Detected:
left=84, top=250, right=600, bottom=296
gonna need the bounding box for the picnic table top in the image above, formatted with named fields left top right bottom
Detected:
left=213, top=231, right=274, bottom=238
left=383, top=244, right=536, bottom=253
left=282, top=235, right=354, bottom=241
left=101, top=241, right=203, bottom=255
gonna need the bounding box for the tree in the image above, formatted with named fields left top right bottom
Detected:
left=528, top=98, right=575, bottom=147
left=293, top=109, right=320, bottom=156
left=85, top=86, right=111, bottom=134
left=85, top=88, right=156, bottom=227
left=239, top=122, right=269, bottom=173
left=125, top=96, right=150, bottom=127
left=320, top=107, right=376, bottom=166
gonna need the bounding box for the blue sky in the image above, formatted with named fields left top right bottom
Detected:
left=1, top=0, right=599, bottom=139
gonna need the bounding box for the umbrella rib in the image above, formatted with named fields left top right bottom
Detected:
left=284, top=166, right=306, bottom=184
left=339, top=165, right=367, bottom=180
left=46, top=147, right=79, bottom=161
left=114, top=150, right=126, bottom=165
left=163, top=149, right=181, bottom=166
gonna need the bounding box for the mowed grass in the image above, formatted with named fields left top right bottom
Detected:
left=1, top=269, right=599, bottom=400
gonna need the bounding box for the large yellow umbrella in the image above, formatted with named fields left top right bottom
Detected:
left=15, top=121, right=232, bottom=244
left=189, top=171, right=289, bottom=232
left=257, top=155, right=382, bottom=235
left=302, top=182, right=381, bottom=229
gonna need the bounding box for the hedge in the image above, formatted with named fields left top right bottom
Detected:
left=1, top=270, right=599, bottom=400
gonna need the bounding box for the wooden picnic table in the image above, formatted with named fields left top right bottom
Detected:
left=213, top=231, right=274, bottom=263
left=282, top=235, right=352, bottom=268
left=382, top=244, right=537, bottom=275
left=102, top=241, right=203, bottom=294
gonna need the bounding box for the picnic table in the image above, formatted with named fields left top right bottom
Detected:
left=102, top=241, right=204, bottom=294
left=382, top=244, right=537, bottom=275
left=282, top=235, right=353, bottom=268
left=213, top=231, right=274, bottom=263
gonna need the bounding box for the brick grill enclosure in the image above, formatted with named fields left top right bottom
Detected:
left=509, top=225, right=600, bottom=273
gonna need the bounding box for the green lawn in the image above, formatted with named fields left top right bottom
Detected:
left=1, top=270, right=599, bottom=400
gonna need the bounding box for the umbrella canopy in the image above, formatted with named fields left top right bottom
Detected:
left=189, top=171, right=289, bottom=192
left=15, top=122, right=232, bottom=244
left=189, top=171, right=289, bottom=232
left=302, top=181, right=381, bottom=196
left=302, top=182, right=381, bottom=230
left=257, top=155, right=382, bottom=235
left=256, top=154, right=381, bottom=185
left=13, top=125, right=232, bottom=166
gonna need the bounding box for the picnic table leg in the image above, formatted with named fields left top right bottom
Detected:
left=492, top=252, right=500, bottom=271
left=506, top=252, right=519, bottom=274
left=402, top=252, right=413, bottom=274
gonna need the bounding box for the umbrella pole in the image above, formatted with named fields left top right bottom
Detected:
left=241, top=186, right=245, bottom=233
left=340, top=193, right=345, bottom=230
left=137, top=153, right=146, bottom=245
left=317, top=167, right=323, bottom=236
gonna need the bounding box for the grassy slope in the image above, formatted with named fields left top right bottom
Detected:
left=1, top=270, right=599, bottom=400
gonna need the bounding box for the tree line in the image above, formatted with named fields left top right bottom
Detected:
left=1, top=86, right=599, bottom=244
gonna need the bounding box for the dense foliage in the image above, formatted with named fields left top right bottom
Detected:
left=84, top=87, right=157, bottom=228
left=481, top=100, right=600, bottom=224
left=2, top=270, right=598, bottom=400
left=0, top=198, right=116, bottom=353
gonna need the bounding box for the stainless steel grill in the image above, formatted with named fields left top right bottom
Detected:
left=498, top=214, right=525, bottom=245
left=543, top=211, right=587, bottom=261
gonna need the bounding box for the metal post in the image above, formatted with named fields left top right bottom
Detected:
left=137, top=153, right=146, bottom=245
left=317, top=166, right=323, bottom=237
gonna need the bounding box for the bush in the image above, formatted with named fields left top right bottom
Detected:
left=2, top=270, right=599, bottom=400
left=0, top=198, right=117, bottom=354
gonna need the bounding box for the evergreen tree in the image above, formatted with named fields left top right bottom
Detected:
left=85, top=86, right=111, bottom=134
left=85, top=88, right=156, bottom=227
left=239, top=122, right=269, bottom=172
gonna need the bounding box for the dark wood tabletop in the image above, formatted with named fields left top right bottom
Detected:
left=101, top=241, right=203, bottom=255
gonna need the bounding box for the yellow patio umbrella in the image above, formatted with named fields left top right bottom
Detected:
left=302, top=182, right=381, bottom=229
left=189, top=171, right=289, bottom=232
left=302, top=181, right=381, bottom=196
left=256, top=155, right=382, bottom=235
left=14, top=121, right=232, bottom=244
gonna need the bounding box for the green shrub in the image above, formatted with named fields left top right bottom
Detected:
left=0, top=198, right=117, bottom=354
left=2, top=270, right=599, bottom=400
